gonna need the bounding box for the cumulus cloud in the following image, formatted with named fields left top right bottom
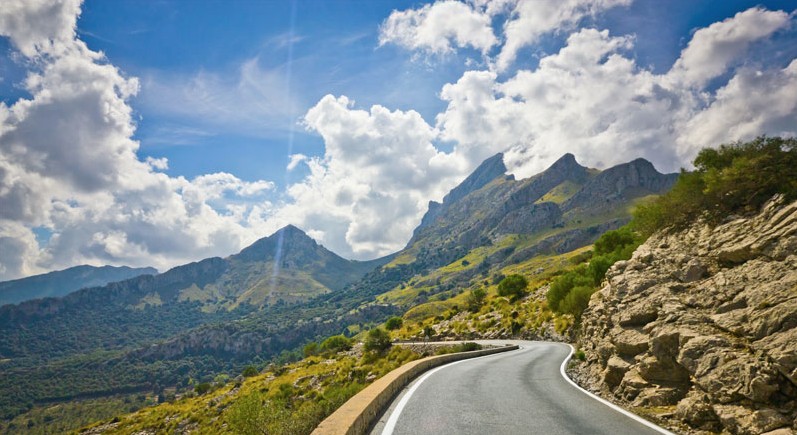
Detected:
left=495, top=0, right=632, bottom=72
left=379, top=1, right=498, bottom=55
left=274, top=95, right=460, bottom=258
left=0, top=0, right=82, bottom=57
left=0, top=0, right=279, bottom=279
left=669, top=7, right=791, bottom=87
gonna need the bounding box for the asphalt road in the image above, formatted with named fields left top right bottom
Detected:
left=370, top=340, right=672, bottom=435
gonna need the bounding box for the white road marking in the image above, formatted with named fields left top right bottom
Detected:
left=558, top=344, right=676, bottom=435
left=380, top=349, right=522, bottom=435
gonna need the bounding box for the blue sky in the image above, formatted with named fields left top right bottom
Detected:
left=0, top=0, right=796, bottom=279
left=59, top=0, right=797, bottom=185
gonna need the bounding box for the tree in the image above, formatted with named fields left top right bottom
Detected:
left=241, top=365, right=259, bottom=378
left=363, top=328, right=391, bottom=353
left=385, top=316, right=403, bottom=330
left=194, top=382, right=212, bottom=395
left=320, top=335, right=352, bottom=354
left=466, top=287, right=486, bottom=312
left=422, top=325, right=435, bottom=340
left=303, top=342, right=318, bottom=358
left=497, top=274, right=528, bottom=300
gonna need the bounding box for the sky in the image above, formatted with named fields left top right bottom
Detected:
left=0, top=0, right=796, bottom=280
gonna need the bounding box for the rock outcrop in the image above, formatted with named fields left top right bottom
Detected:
left=576, top=196, right=797, bottom=434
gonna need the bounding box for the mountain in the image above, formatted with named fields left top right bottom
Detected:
left=397, top=153, right=676, bottom=289
left=0, top=152, right=677, bottom=430
left=0, top=225, right=391, bottom=420
left=0, top=265, right=157, bottom=307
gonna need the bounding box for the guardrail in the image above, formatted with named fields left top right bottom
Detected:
left=312, top=344, right=519, bottom=435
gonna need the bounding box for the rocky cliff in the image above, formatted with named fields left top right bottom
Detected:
left=576, top=196, right=797, bottom=434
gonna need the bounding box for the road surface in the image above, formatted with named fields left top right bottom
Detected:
left=370, top=340, right=672, bottom=435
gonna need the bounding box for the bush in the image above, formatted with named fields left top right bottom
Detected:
left=497, top=274, right=528, bottom=300
left=363, top=328, right=391, bottom=353
left=320, top=335, right=352, bottom=354
left=466, top=287, right=487, bottom=312
left=194, top=382, right=212, bottom=395
left=241, top=365, right=259, bottom=378
left=547, top=226, right=642, bottom=318
left=384, top=317, right=403, bottom=330
left=303, top=342, right=319, bottom=358
left=633, top=136, right=797, bottom=235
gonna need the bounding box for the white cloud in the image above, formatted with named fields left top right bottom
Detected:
left=286, top=153, right=307, bottom=171
left=0, top=0, right=279, bottom=280
left=379, top=1, right=498, bottom=55
left=378, top=0, right=631, bottom=71
left=0, top=0, right=82, bottom=57
left=669, top=7, right=791, bottom=87
left=145, top=156, right=169, bottom=170
left=678, top=60, right=797, bottom=157
left=495, top=0, right=632, bottom=72
left=273, top=95, right=460, bottom=258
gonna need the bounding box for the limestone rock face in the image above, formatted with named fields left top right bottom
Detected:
left=577, top=196, right=797, bottom=435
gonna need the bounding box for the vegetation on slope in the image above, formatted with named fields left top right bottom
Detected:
left=634, top=136, right=797, bottom=235
left=81, top=341, right=421, bottom=435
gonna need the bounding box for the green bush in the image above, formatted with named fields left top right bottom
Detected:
left=303, top=342, right=319, bottom=358
left=241, top=366, right=259, bottom=378
left=547, top=226, right=642, bottom=318
left=384, top=317, right=403, bottom=330
left=466, top=287, right=487, bottom=312
left=320, top=335, right=352, bottom=354
left=497, top=274, right=528, bottom=300
left=194, top=382, right=212, bottom=395
left=363, top=328, right=391, bottom=353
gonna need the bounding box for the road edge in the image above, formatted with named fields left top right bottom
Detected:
left=312, top=344, right=519, bottom=435
left=559, top=343, right=677, bottom=435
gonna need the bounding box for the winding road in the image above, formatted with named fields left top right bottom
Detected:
left=370, top=340, right=673, bottom=435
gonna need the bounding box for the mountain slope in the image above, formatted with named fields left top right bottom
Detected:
left=0, top=265, right=157, bottom=307
left=0, top=225, right=385, bottom=362
left=391, top=153, right=676, bottom=292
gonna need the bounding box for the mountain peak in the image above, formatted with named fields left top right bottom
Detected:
left=442, top=153, right=507, bottom=206
left=547, top=153, right=587, bottom=175
left=274, top=224, right=305, bottom=236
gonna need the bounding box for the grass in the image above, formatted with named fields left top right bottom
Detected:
left=82, top=346, right=422, bottom=435
left=535, top=180, right=583, bottom=204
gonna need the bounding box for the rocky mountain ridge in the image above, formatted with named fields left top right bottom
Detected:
left=404, top=152, right=677, bottom=277
left=576, top=195, right=797, bottom=434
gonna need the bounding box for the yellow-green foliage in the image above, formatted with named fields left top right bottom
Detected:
left=82, top=347, right=421, bottom=435
left=535, top=180, right=582, bottom=204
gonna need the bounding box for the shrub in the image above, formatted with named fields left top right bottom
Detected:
left=320, top=335, right=352, bottom=354
left=363, top=328, right=392, bottom=353
left=547, top=226, right=642, bottom=318
left=241, top=365, right=259, bottom=378
left=466, top=287, right=487, bottom=312
left=384, top=317, right=403, bottom=330
left=303, top=342, right=319, bottom=358
left=497, top=274, right=528, bottom=300
left=194, top=382, right=212, bottom=395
